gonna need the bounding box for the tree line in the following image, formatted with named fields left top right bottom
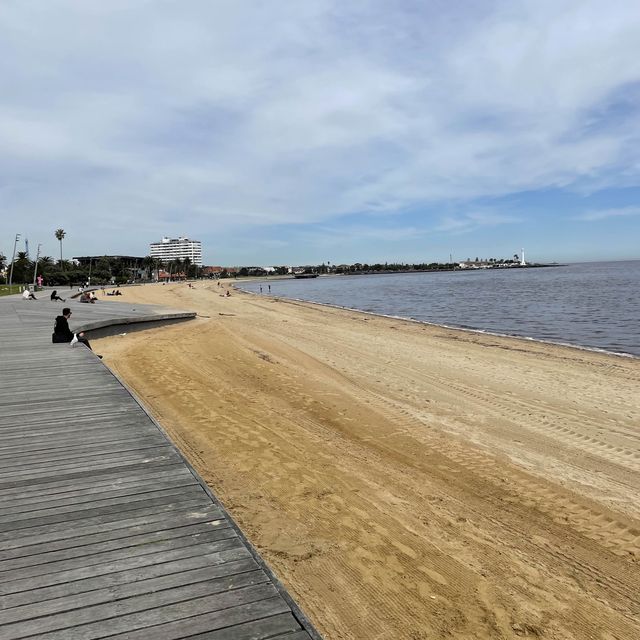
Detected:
left=0, top=253, right=202, bottom=287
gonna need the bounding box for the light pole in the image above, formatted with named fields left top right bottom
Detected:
left=8, top=233, right=20, bottom=289
left=32, top=243, right=42, bottom=287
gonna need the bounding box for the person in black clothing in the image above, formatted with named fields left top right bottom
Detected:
left=52, top=308, right=93, bottom=351
left=50, top=290, right=65, bottom=302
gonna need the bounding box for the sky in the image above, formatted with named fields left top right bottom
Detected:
left=1, top=0, right=640, bottom=266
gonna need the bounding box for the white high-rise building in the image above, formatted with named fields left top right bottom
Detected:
left=150, top=236, right=203, bottom=266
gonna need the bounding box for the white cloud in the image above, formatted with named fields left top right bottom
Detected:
left=435, top=210, right=520, bottom=234
left=575, top=206, right=640, bottom=221
left=1, top=0, right=639, bottom=260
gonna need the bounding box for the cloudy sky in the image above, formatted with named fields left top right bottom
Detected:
left=1, top=0, right=639, bottom=265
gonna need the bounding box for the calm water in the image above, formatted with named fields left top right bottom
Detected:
left=239, top=261, right=640, bottom=357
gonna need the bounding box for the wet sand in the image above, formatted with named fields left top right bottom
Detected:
left=95, top=282, right=640, bottom=640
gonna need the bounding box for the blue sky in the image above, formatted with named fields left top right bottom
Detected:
left=1, top=0, right=639, bottom=265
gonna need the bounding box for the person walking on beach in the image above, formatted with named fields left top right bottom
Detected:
left=50, top=290, right=65, bottom=302
left=52, top=307, right=97, bottom=354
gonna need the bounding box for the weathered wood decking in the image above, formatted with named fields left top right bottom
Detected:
left=0, top=293, right=320, bottom=640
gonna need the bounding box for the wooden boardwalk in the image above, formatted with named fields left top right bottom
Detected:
left=0, top=294, right=320, bottom=640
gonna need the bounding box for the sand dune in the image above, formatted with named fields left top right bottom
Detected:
left=95, top=281, right=640, bottom=640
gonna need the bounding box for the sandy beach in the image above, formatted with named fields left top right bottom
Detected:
left=95, top=281, right=640, bottom=640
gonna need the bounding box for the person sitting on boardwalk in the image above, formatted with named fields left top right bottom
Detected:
left=52, top=308, right=93, bottom=351
left=50, top=290, right=65, bottom=302
left=22, top=289, right=37, bottom=300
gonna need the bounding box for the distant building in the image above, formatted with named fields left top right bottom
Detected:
left=157, top=268, right=185, bottom=281
left=149, top=236, right=203, bottom=266
left=201, top=266, right=224, bottom=276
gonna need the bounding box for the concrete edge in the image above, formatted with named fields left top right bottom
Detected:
left=76, top=312, right=197, bottom=334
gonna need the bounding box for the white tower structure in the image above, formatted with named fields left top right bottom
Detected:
left=520, top=248, right=526, bottom=266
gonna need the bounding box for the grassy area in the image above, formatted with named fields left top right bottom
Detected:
left=0, top=284, right=23, bottom=297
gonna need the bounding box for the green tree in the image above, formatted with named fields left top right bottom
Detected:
left=35, top=256, right=54, bottom=284
left=57, top=259, right=72, bottom=271
left=55, top=229, right=66, bottom=266
left=142, top=255, right=155, bottom=280
left=183, top=257, right=196, bottom=278
left=9, top=252, right=32, bottom=283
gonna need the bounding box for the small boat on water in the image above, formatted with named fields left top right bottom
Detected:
left=293, top=273, right=319, bottom=279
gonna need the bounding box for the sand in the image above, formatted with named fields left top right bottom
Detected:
left=94, top=281, right=640, bottom=640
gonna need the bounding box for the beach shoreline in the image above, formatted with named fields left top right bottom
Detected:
left=237, top=284, right=640, bottom=361
left=95, top=281, right=640, bottom=640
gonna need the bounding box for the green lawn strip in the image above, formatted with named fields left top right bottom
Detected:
left=0, top=284, right=24, bottom=297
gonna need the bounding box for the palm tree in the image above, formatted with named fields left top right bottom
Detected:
left=183, top=257, right=192, bottom=279
left=142, top=255, right=155, bottom=281
left=154, top=259, right=164, bottom=281
left=55, top=229, right=66, bottom=267
left=172, top=258, right=183, bottom=280
left=37, top=256, right=54, bottom=281
left=10, top=252, right=32, bottom=283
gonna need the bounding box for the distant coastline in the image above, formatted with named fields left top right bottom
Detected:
left=337, top=262, right=564, bottom=275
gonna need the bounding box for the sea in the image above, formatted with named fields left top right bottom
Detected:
left=238, top=260, right=640, bottom=358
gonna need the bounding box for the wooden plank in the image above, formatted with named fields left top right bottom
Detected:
left=0, top=429, right=164, bottom=452
left=0, top=413, right=153, bottom=432
left=185, top=613, right=305, bottom=640
left=0, top=557, right=259, bottom=624
left=0, top=528, right=239, bottom=583
left=0, top=538, right=244, bottom=597
left=0, top=508, right=224, bottom=561
left=0, top=474, right=197, bottom=515
left=0, top=452, right=183, bottom=491
left=0, top=497, right=213, bottom=548
left=0, top=521, right=230, bottom=572
left=0, top=437, right=169, bottom=466
left=0, top=490, right=210, bottom=534
left=0, top=547, right=252, bottom=610
left=27, top=584, right=282, bottom=640
left=0, top=466, right=193, bottom=505
left=0, top=449, right=174, bottom=481
left=105, top=596, right=292, bottom=640
left=1, top=570, right=269, bottom=639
